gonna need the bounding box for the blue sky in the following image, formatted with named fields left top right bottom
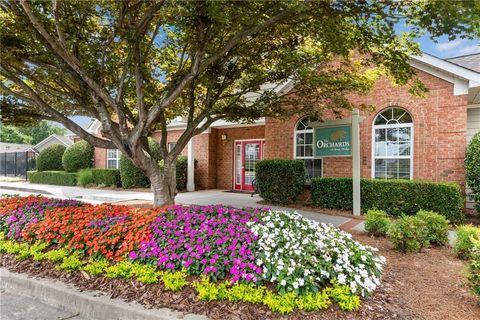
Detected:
left=414, top=34, right=479, bottom=58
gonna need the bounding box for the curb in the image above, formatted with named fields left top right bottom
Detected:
left=0, top=268, right=207, bottom=320
left=0, top=185, right=53, bottom=195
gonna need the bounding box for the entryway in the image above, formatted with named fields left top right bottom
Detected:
left=233, top=140, right=264, bottom=191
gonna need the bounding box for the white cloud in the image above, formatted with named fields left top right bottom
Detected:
left=435, top=39, right=465, bottom=52
left=457, top=44, right=480, bottom=56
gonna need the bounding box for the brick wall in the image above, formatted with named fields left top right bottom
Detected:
left=265, top=68, right=469, bottom=186
left=214, top=126, right=265, bottom=189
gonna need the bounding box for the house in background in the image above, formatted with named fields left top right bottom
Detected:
left=0, top=142, right=33, bottom=153
left=88, top=52, right=479, bottom=210
left=28, top=134, right=74, bottom=153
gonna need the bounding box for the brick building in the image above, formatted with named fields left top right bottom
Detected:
left=90, top=53, right=480, bottom=206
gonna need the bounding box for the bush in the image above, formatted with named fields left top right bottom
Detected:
left=92, top=168, right=121, bottom=187
left=454, top=225, right=480, bottom=259
left=120, top=139, right=161, bottom=189
left=36, top=144, right=66, bottom=171
left=62, top=141, right=94, bottom=172
left=78, top=169, right=93, bottom=187
left=467, top=240, right=480, bottom=298
left=176, top=156, right=188, bottom=191
left=310, top=178, right=464, bottom=223
left=255, top=160, right=306, bottom=204
left=466, top=131, right=480, bottom=213
left=364, top=210, right=391, bottom=237
left=415, top=210, right=449, bottom=246
left=28, top=170, right=78, bottom=186
left=387, top=216, right=428, bottom=253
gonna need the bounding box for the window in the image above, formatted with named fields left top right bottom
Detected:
left=168, top=142, right=176, bottom=152
left=372, top=107, right=413, bottom=179
left=294, top=116, right=322, bottom=180
left=107, top=149, right=120, bottom=169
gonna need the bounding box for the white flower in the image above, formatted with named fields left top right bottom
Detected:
left=280, top=279, right=286, bottom=286
left=338, top=273, right=347, bottom=285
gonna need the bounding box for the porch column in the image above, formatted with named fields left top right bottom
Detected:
left=352, top=108, right=361, bottom=216
left=187, top=138, right=195, bottom=192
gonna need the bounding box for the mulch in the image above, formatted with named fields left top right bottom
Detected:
left=1, top=233, right=479, bottom=319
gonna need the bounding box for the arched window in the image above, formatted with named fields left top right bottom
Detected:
left=372, top=107, right=413, bottom=179
left=294, top=116, right=322, bottom=179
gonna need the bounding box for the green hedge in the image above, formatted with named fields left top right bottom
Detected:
left=120, top=139, right=161, bottom=189
left=311, top=177, right=464, bottom=223
left=91, top=169, right=121, bottom=187
left=256, top=160, right=306, bottom=204
left=176, top=156, right=189, bottom=191
left=36, top=144, right=66, bottom=171
left=28, top=170, right=78, bottom=186
left=62, top=141, right=94, bottom=172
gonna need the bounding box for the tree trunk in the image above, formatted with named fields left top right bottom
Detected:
left=150, top=159, right=177, bottom=207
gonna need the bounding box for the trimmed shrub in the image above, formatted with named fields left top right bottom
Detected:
left=256, top=160, right=306, bottom=204
left=78, top=169, right=93, bottom=187
left=415, top=210, right=449, bottom=246
left=467, top=240, right=480, bottom=298
left=387, top=215, right=428, bottom=253
left=92, top=168, right=121, bottom=187
left=466, top=131, right=480, bottom=213
left=176, top=156, right=188, bottom=191
left=119, top=139, right=161, bottom=189
left=310, top=178, right=464, bottom=223
left=454, top=225, right=480, bottom=260
left=364, top=210, right=391, bottom=237
left=36, top=144, right=66, bottom=172
left=28, top=171, right=77, bottom=186
left=62, top=141, right=94, bottom=172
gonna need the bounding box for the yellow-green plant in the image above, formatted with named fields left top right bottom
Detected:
left=82, top=259, right=109, bottom=276
left=132, top=264, right=160, bottom=285
left=328, top=282, right=361, bottom=311
left=263, top=291, right=298, bottom=314
left=192, top=276, right=223, bottom=301
left=105, top=261, right=135, bottom=279
left=161, top=270, right=188, bottom=292
left=296, top=290, right=331, bottom=311
left=57, top=252, right=85, bottom=272
left=42, top=248, right=69, bottom=262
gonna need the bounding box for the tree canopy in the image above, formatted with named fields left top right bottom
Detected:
left=0, top=0, right=479, bottom=205
left=0, top=121, right=66, bottom=145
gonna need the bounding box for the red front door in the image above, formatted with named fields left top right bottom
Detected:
left=234, top=140, right=263, bottom=191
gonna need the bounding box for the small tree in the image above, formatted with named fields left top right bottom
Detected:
left=466, top=131, right=480, bottom=213
left=36, top=144, right=66, bottom=172
left=1, top=1, right=479, bottom=206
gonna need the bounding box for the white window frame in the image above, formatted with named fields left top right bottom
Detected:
left=293, top=116, right=323, bottom=179
left=168, top=142, right=176, bottom=152
left=106, top=149, right=120, bottom=169
left=371, top=109, right=414, bottom=180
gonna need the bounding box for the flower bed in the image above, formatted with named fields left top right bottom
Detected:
left=0, top=196, right=385, bottom=314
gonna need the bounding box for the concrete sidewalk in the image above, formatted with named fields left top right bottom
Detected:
left=0, top=181, right=351, bottom=227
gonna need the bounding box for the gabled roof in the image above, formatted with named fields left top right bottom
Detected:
left=30, top=134, right=73, bottom=152
left=446, top=53, right=480, bottom=73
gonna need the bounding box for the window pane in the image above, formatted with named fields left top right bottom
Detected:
left=305, top=132, right=313, bottom=144
left=107, top=160, right=117, bottom=169
left=399, top=142, right=410, bottom=156
left=375, top=129, right=386, bottom=156
left=304, top=159, right=322, bottom=180
left=296, top=133, right=304, bottom=144
left=398, top=159, right=410, bottom=179
left=305, top=145, right=313, bottom=157
left=296, top=146, right=304, bottom=157
left=398, top=127, right=411, bottom=141
left=386, top=159, right=399, bottom=179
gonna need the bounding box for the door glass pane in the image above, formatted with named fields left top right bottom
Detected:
left=235, top=144, right=241, bottom=184
left=244, top=143, right=259, bottom=185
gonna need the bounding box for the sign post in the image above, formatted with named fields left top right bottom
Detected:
left=351, top=109, right=361, bottom=216
left=310, top=111, right=362, bottom=216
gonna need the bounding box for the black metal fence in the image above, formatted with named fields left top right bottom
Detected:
left=0, top=151, right=36, bottom=178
